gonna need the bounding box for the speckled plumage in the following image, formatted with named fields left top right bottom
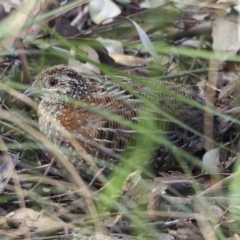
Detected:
left=38, top=66, right=205, bottom=179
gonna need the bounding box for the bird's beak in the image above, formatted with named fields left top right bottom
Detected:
left=23, top=86, right=42, bottom=100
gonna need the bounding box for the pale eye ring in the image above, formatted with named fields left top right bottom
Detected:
left=49, top=78, right=58, bottom=87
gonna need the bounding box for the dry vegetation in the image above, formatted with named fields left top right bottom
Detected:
left=0, top=0, right=240, bottom=239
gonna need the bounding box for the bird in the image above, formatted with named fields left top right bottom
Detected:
left=37, top=65, right=206, bottom=180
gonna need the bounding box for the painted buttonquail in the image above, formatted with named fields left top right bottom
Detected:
left=38, top=66, right=205, bottom=179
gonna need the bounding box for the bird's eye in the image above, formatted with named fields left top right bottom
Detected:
left=49, top=78, right=58, bottom=87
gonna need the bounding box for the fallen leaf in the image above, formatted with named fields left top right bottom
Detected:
left=89, top=0, right=121, bottom=25
left=212, top=15, right=240, bottom=59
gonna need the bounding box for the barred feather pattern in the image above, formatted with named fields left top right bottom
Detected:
left=38, top=66, right=205, bottom=179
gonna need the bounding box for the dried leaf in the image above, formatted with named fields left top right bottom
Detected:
left=0, top=0, right=60, bottom=50
left=110, top=54, right=148, bottom=67
left=0, top=0, right=24, bottom=13
left=89, top=0, right=121, bottom=25
left=218, top=78, right=240, bottom=100
left=104, top=213, right=122, bottom=227
left=121, top=170, right=152, bottom=207
left=0, top=153, right=20, bottom=193
left=5, top=208, right=69, bottom=234
left=68, top=46, right=101, bottom=75
left=212, top=16, right=240, bottom=59
left=97, top=37, right=123, bottom=54
left=202, top=148, right=221, bottom=174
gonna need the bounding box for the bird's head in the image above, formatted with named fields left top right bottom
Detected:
left=38, top=65, right=91, bottom=102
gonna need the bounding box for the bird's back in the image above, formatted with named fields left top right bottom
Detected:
left=38, top=66, right=205, bottom=179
